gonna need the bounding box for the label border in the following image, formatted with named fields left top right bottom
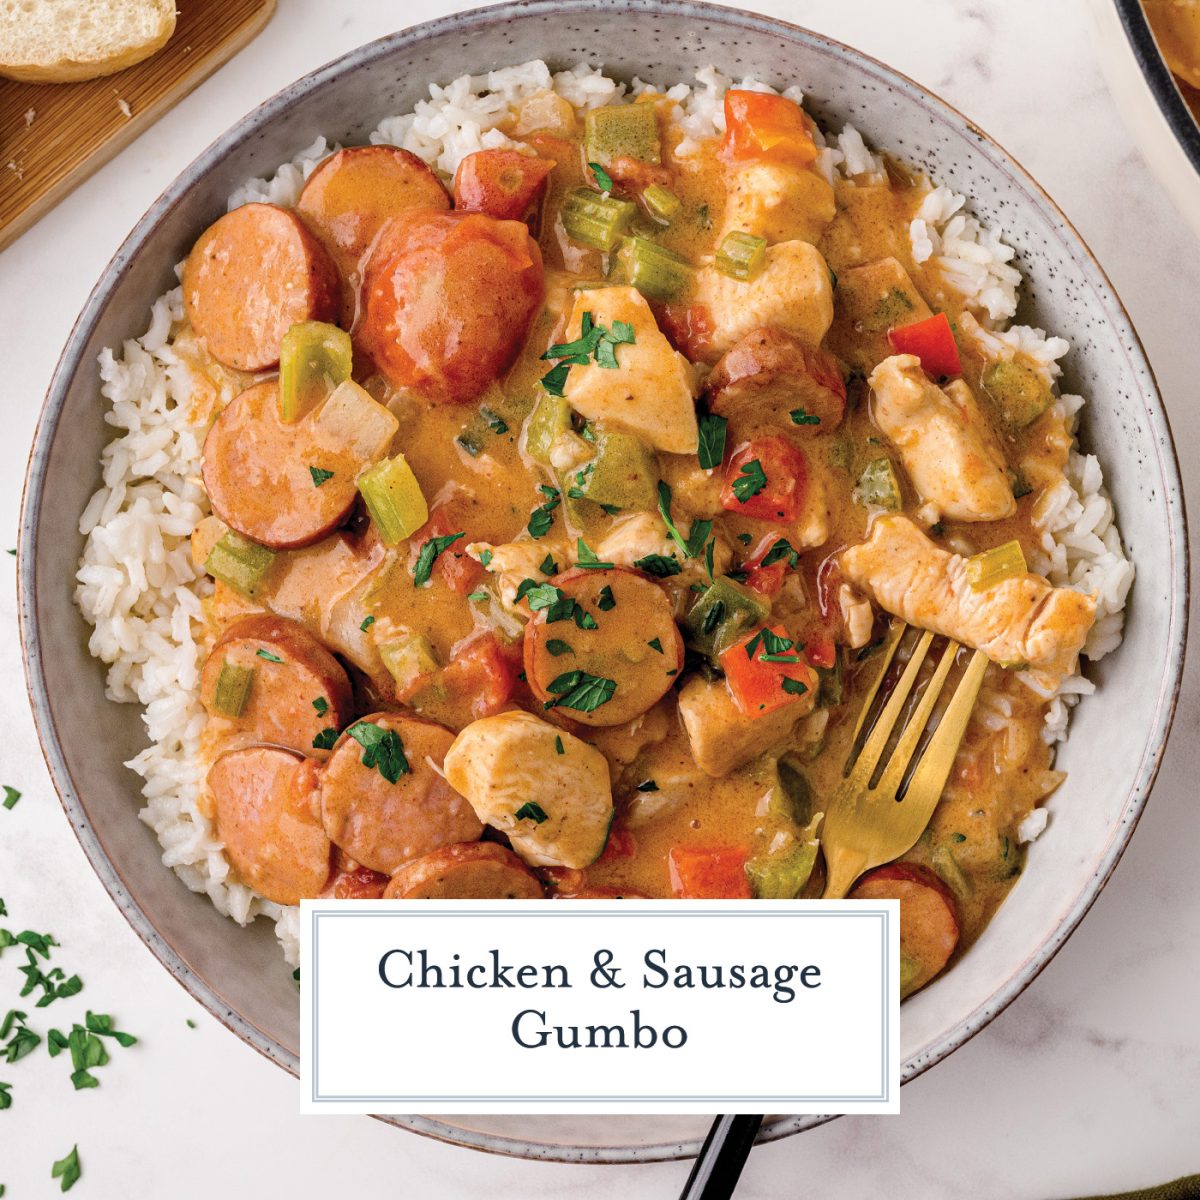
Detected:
left=308, top=907, right=892, bottom=1106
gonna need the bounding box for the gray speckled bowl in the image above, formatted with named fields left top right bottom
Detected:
left=19, top=0, right=1188, bottom=1164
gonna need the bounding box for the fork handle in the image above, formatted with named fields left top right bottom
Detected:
left=823, top=848, right=867, bottom=900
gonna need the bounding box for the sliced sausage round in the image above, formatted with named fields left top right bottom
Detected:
left=296, top=146, right=450, bottom=323
left=551, top=885, right=650, bottom=899
left=202, top=380, right=360, bottom=549
left=523, top=567, right=684, bottom=727
left=319, top=712, right=483, bottom=875
left=383, top=842, right=543, bottom=899
left=707, top=327, right=847, bottom=435
left=209, top=747, right=332, bottom=905
left=183, top=203, right=339, bottom=372
left=199, top=613, right=353, bottom=759
left=357, top=210, right=544, bottom=405
left=849, top=863, right=960, bottom=996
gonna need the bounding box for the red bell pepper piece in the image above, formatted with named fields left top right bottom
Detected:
left=886, top=312, right=962, bottom=377
left=668, top=845, right=751, bottom=899
left=805, top=633, right=837, bottom=671
left=720, top=437, right=808, bottom=523
left=440, top=633, right=520, bottom=720
left=719, top=622, right=819, bottom=719
left=719, top=90, right=818, bottom=168
left=452, top=150, right=554, bottom=221
left=742, top=535, right=793, bottom=598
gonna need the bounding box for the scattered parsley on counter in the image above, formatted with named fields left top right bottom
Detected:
left=51, top=1145, right=81, bottom=1193
left=1, top=787, right=19, bottom=811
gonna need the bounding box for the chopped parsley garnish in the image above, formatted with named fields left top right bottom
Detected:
left=789, top=408, right=821, bottom=426
left=696, top=202, right=711, bottom=229
left=657, top=481, right=711, bottom=559
left=545, top=639, right=574, bottom=657
left=540, top=311, right=636, bottom=394
left=347, top=722, right=410, bottom=783
left=704, top=536, right=716, bottom=580
left=539, top=553, right=558, bottom=576
left=781, top=677, right=809, bottom=695
left=484, top=408, right=509, bottom=434
left=759, top=538, right=799, bottom=569
left=701, top=599, right=725, bottom=636
left=52, top=1145, right=81, bottom=1193
left=359, top=615, right=376, bottom=632
left=575, top=538, right=613, bottom=569
left=636, top=780, right=659, bottom=792
left=413, top=531, right=465, bottom=587
left=543, top=670, right=616, bottom=713
left=588, top=161, right=614, bottom=192
left=951, top=832, right=967, bottom=843
left=737, top=532, right=753, bottom=545
left=480, top=548, right=493, bottom=569
left=2, top=787, right=19, bottom=811
left=597, top=585, right=616, bottom=611
left=255, top=648, right=283, bottom=663
left=515, top=801, right=549, bottom=824
left=731, top=458, right=768, bottom=503
left=554, top=736, right=565, bottom=756
left=528, top=487, right=561, bottom=538
left=745, top=628, right=796, bottom=661
left=312, top=728, right=338, bottom=751
left=648, top=638, right=664, bottom=654
left=312, top=697, right=329, bottom=716
left=697, top=412, right=728, bottom=470
left=518, top=580, right=562, bottom=610
left=521, top=582, right=598, bottom=629
left=633, top=553, right=681, bottom=577
left=308, top=466, right=335, bottom=487
left=467, top=590, right=489, bottom=602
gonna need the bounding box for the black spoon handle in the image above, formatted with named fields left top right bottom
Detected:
left=677, top=1114, right=765, bottom=1200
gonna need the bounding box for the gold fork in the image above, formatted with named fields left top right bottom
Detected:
left=821, top=619, right=990, bottom=900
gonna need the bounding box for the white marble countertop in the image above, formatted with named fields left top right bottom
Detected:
left=1, top=0, right=1197, bottom=1195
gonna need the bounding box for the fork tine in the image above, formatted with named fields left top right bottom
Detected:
left=846, top=619, right=906, bottom=750
left=901, top=647, right=989, bottom=806
left=848, top=629, right=935, bottom=784
left=872, top=637, right=960, bottom=798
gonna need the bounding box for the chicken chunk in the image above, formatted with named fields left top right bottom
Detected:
left=443, top=711, right=614, bottom=868
left=720, top=160, right=836, bottom=246
left=828, top=256, right=933, bottom=372
left=839, top=515, right=1096, bottom=686
left=694, top=240, right=834, bottom=357
left=560, top=286, right=699, bottom=454
left=466, top=537, right=565, bottom=614
left=678, top=675, right=814, bottom=778
left=870, top=355, right=1015, bottom=523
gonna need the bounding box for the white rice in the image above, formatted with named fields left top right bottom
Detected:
left=74, top=61, right=1131, bottom=961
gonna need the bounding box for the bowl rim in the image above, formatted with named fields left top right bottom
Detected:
left=1112, top=0, right=1200, bottom=174
left=17, top=0, right=1190, bottom=1166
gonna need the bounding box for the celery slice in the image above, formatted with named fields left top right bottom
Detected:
left=212, top=662, right=254, bottom=717
left=525, top=391, right=572, bottom=465
left=965, top=539, right=1027, bottom=591
left=358, top=454, right=429, bottom=546
left=981, top=360, right=1053, bottom=428
left=562, top=188, right=637, bottom=251
left=615, top=236, right=692, bottom=301
left=279, top=321, right=353, bottom=423
left=854, top=458, right=902, bottom=511
left=379, top=633, right=440, bottom=694
left=579, top=430, right=658, bottom=512
left=584, top=103, right=661, bottom=166
left=204, top=531, right=276, bottom=598
left=642, top=184, right=682, bottom=224
left=715, top=230, right=768, bottom=281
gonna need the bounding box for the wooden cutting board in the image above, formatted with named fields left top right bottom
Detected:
left=0, top=0, right=276, bottom=254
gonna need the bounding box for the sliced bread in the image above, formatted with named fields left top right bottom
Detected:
left=0, top=0, right=177, bottom=83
